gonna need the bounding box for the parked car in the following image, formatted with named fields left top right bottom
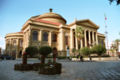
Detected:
left=0, top=55, right=15, bottom=60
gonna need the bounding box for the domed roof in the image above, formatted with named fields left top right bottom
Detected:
left=33, top=9, right=66, bottom=25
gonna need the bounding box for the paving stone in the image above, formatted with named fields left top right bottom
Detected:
left=0, top=60, right=120, bottom=80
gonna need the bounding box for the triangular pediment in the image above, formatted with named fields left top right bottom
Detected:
left=76, top=19, right=99, bottom=29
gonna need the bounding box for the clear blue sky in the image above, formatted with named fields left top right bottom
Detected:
left=0, top=0, right=120, bottom=49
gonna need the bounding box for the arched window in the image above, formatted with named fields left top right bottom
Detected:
left=42, top=32, right=48, bottom=41
left=52, top=33, right=57, bottom=42
left=32, top=31, right=38, bottom=41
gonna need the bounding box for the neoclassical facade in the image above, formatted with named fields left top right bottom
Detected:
left=5, top=9, right=105, bottom=58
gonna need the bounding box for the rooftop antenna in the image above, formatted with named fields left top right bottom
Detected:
left=104, top=14, right=109, bottom=53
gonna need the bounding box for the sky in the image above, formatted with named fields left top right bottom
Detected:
left=0, top=0, right=120, bottom=49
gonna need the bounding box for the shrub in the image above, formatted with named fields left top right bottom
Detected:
left=80, top=47, right=92, bottom=61
left=14, top=64, right=33, bottom=71
left=57, top=56, right=67, bottom=59
left=25, top=46, right=38, bottom=57
left=72, top=48, right=76, bottom=56
left=32, top=63, right=43, bottom=71
left=38, top=63, right=62, bottom=75
left=39, top=46, right=52, bottom=64
left=80, top=47, right=90, bottom=56
left=92, top=45, right=106, bottom=56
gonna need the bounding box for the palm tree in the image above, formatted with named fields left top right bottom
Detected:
left=75, top=26, right=84, bottom=56
left=75, top=26, right=84, bottom=41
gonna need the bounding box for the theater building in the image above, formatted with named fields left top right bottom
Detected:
left=5, top=9, right=105, bottom=58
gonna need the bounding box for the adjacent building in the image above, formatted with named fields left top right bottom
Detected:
left=5, top=9, right=105, bottom=58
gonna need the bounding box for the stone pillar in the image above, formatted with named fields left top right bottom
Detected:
left=96, top=32, right=98, bottom=44
left=28, top=28, right=31, bottom=46
left=16, top=39, right=19, bottom=59
left=10, top=38, right=12, bottom=47
left=81, top=39, right=83, bottom=48
left=59, top=29, right=65, bottom=51
left=89, top=30, right=91, bottom=47
left=49, top=31, right=52, bottom=46
left=10, top=38, right=12, bottom=55
left=75, top=37, right=78, bottom=50
left=92, top=31, right=95, bottom=45
left=70, top=29, right=74, bottom=50
left=84, top=30, right=87, bottom=47
left=39, top=30, right=42, bottom=42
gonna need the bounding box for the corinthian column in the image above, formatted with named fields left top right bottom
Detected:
left=75, top=37, right=78, bottom=50
left=81, top=39, right=83, bottom=48
left=89, top=30, right=91, bottom=47
left=39, top=30, right=43, bottom=41
left=16, top=39, right=19, bottom=59
left=96, top=32, right=98, bottom=45
left=84, top=30, right=87, bottom=47
left=49, top=31, right=52, bottom=46
left=59, top=29, right=65, bottom=51
left=92, top=31, right=95, bottom=45
left=70, top=29, right=74, bottom=50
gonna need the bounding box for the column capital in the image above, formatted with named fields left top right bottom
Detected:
left=49, top=31, right=52, bottom=33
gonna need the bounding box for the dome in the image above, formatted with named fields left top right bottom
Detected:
left=35, top=9, right=66, bottom=25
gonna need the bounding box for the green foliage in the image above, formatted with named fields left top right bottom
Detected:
left=80, top=47, right=91, bottom=56
left=39, top=46, right=52, bottom=56
left=25, top=46, right=38, bottom=57
left=75, top=26, right=84, bottom=40
left=114, top=39, right=120, bottom=51
left=14, top=64, right=33, bottom=71
left=72, top=48, right=76, bottom=53
left=92, top=45, right=106, bottom=56
left=39, top=63, right=62, bottom=75
left=109, top=0, right=120, bottom=5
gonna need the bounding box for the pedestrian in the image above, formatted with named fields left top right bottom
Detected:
left=80, top=55, right=83, bottom=62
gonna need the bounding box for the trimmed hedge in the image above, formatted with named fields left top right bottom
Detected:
left=32, top=63, right=43, bottom=71
left=14, top=63, right=62, bottom=75
left=14, top=64, right=33, bottom=71
left=39, top=63, right=62, bottom=75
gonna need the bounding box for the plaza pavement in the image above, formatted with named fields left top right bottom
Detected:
left=0, top=59, right=120, bottom=80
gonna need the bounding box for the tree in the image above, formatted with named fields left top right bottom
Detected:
left=80, top=47, right=92, bottom=61
left=24, top=46, right=38, bottom=64
left=109, top=0, right=120, bottom=5
left=72, top=48, right=76, bottom=56
left=39, top=46, right=52, bottom=64
left=75, top=26, right=84, bottom=56
left=92, top=45, right=106, bottom=59
left=75, top=26, right=84, bottom=40
left=114, top=39, right=120, bottom=52
left=25, top=46, right=38, bottom=57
